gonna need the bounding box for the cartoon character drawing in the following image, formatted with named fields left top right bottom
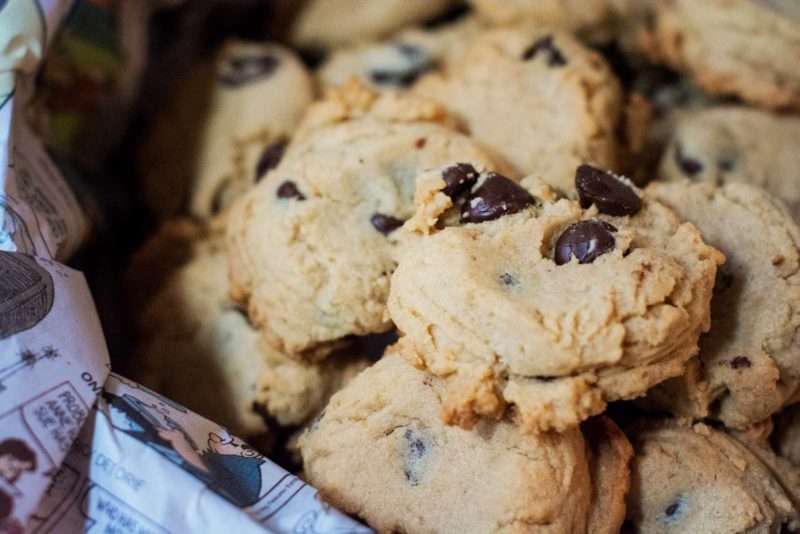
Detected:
left=0, top=0, right=46, bottom=108
left=0, top=489, right=23, bottom=534
left=0, top=252, right=54, bottom=339
left=0, top=198, right=37, bottom=256
left=0, top=439, right=36, bottom=487
left=102, top=392, right=266, bottom=508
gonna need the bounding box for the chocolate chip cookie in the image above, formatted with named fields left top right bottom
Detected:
left=290, top=0, right=456, bottom=50
left=646, top=180, right=800, bottom=429
left=625, top=420, right=800, bottom=533
left=189, top=41, right=315, bottom=219
left=647, top=0, right=800, bottom=110
left=658, top=106, right=800, bottom=221
left=300, top=349, right=594, bottom=533
left=317, top=15, right=483, bottom=92
left=226, top=83, right=504, bottom=358
left=134, top=220, right=371, bottom=436
left=413, top=28, right=622, bottom=194
left=389, top=163, right=723, bottom=432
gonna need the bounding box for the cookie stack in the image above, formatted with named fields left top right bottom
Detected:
left=129, top=1, right=800, bottom=532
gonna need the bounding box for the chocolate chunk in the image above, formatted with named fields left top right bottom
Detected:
left=370, top=213, right=404, bottom=235
left=730, top=356, right=751, bottom=369
left=554, top=219, right=617, bottom=265
left=499, top=272, right=517, bottom=286
left=522, top=35, right=567, bottom=67
left=415, top=137, right=427, bottom=149
left=674, top=143, right=703, bottom=177
left=461, top=173, right=535, bottom=223
left=662, top=496, right=686, bottom=523
left=276, top=181, right=305, bottom=200
left=713, top=266, right=734, bottom=294
left=255, top=139, right=288, bottom=181
left=369, top=44, right=431, bottom=88
left=403, top=428, right=432, bottom=486
left=575, top=164, right=642, bottom=216
left=218, top=53, right=280, bottom=87
left=442, top=163, right=479, bottom=198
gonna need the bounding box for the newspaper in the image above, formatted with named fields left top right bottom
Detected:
left=0, top=2, right=370, bottom=532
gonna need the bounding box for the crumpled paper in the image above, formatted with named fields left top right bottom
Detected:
left=0, top=2, right=370, bottom=532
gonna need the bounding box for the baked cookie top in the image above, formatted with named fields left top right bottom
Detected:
left=134, top=220, right=370, bottom=435
left=658, top=105, right=800, bottom=221
left=646, top=180, right=800, bottom=429
left=647, top=0, right=800, bottom=110
left=190, top=41, right=315, bottom=219
left=317, top=15, right=483, bottom=92
left=389, top=163, right=723, bottom=432
left=413, top=28, right=622, bottom=194
left=290, top=0, right=456, bottom=50
left=300, top=349, right=593, bottom=533
left=625, top=420, right=800, bottom=533
left=226, top=83, right=503, bottom=357
left=466, top=0, right=619, bottom=44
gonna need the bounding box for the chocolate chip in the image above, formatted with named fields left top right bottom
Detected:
left=522, top=35, right=567, bottom=67
left=575, top=164, right=642, bottom=216
left=718, top=158, right=736, bottom=172
left=713, top=266, right=734, bottom=294
left=442, top=163, right=479, bottom=198
left=554, top=219, right=617, bottom=265
left=397, top=43, right=422, bottom=57
left=730, top=356, right=751, bottom=369
left=499, top=272, right=517, bottom=286
left=461, top=173, right=535, bottom=223
left=369, top=44, right=431, bottom=88
left=276, top=181, right=305, bottom=200
left=218, top=53, right=280, bottom=87
left=662, top=496, right=686, bottom=523
left=310, top=409, right=326, bottom=431
left=403, top=428, right=432, bottom=486
left=674, top=143, right=703, bottom=177
left=415, top=137, right=427, bottom=149
left=370, top=213, right=404, bottom=235
left=255, top=139, right=287, bottom=181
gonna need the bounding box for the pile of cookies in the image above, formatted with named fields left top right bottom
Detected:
left=129, top=0, right=800, bottom=531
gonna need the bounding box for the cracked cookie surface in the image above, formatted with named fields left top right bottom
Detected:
left=318, top=15, right=483, bottom=92
left=625, top=420, right=800, bottom=533
left=412, top=28, right=622, bottom=194
left=658, top=106, right=800, bottom=221
left=647, top=0, right=800, bottom=110
left=226, top=84, right=502, bottom=357
left=134, top=220, right=370, bottom=435
left=300, top=350, right=592, bottom=533
left=389, top=164, right=722, bottom=432
left=646, top=180, right=800, bottom=429
left=190, top=41, right=314, bottom=219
